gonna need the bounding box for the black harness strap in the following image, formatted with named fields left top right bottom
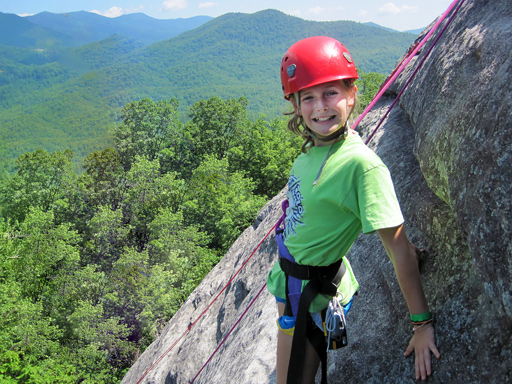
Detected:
left=282, top=258, right=346, bottom=384
left=279, top=257, right=345, bottom=281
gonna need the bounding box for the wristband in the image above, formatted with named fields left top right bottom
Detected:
left=410, top=311, right=432, bottom=322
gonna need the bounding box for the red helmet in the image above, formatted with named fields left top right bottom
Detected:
left=280, top=36, right=359, bottom=99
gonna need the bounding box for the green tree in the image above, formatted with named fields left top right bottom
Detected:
left=228, top=116, right=301, bottom=197
left=187, top=96, right=249, bottom=161
left=84, top=205, right=128, bottom=271
left=65, top=300, right=134, bottom=382
left=111, top=98, right=184, bottom=171
left=148, top=208, right=216, bottom=286
left=0, top=93, right=305, bottom=383
left=0, top=149, right=75, bottom=225
left=0, top=211, right=80, bottom=383
left=123, top=156, right=163, bottom=252
left=11, top=207, right=80, bottom=299
left=81, top=147, right=126, bottom=211
left=183, top=155, right=266, bottom=251
left=356, top=69, right=387, bottom=110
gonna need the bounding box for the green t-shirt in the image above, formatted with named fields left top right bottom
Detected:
left=267, top=133, right=404, bottom=312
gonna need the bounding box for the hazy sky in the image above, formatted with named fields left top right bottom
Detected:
left=1, top=0, right=455, bottom=31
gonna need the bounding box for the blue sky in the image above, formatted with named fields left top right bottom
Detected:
left=1, top=0, right=454, bottom=31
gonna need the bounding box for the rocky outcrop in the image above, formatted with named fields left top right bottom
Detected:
left=122, top=0, right=511, bottom=382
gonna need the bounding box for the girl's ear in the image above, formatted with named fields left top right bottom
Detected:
left=348, top=85, right=357, bottom=108
left=290, top=95, right=301, bottom=115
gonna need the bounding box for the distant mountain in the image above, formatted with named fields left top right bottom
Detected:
left=0, top=12, right=75, bottom=48
left=0, top=9, right=420, bottom=176
left=26, top=11, right=213, bottom=46
left=0, top=11, right=212, bottom=49
left=57, top=34, right=146, bottom=71
left=96, top=9, right=418, bottom=110
left=363, top=22, right=424, bottom=35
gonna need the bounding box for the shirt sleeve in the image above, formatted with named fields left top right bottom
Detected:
left=356, top=164, right=404, bottom=233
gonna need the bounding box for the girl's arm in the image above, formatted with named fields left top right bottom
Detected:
left=377, top=225, right=441, bottom=381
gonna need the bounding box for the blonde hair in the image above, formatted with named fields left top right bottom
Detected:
left=285, top=79, right=357, bottom=153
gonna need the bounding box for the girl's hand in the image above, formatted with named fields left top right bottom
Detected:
left=404, top=323, right=440, bottom=380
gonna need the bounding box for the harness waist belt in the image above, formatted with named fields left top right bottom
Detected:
left=279, top=256, right=347, bottom=282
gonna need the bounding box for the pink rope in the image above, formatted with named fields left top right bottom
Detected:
left=364, top=0, right=466, bottom=145
left=351, top=0, right=465, bottom=133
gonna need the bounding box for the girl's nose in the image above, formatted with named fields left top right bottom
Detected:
left=316, top=100, right=327, bottom=111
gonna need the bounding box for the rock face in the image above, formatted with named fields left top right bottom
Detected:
left=121, top=0, right=511, bottom=383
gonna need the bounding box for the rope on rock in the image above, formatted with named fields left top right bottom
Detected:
left=350, top=0, right=467, bottom=145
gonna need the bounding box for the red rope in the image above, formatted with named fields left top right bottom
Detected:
left=135, top=222, right=277, bottom=384
left=379, top=41, right=419, bottom=92
left=189, top=283, right=267, bottom=383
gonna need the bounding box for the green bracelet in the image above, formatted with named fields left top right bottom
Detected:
left=410, top=311, right=432, bottom=322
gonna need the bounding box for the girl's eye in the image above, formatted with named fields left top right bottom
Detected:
left=301, top=95, right=313, bottom=102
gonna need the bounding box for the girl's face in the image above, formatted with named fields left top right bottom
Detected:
left=296, top=80, right=356, bottom=146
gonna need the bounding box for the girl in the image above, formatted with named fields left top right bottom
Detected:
left=267, top=36, right=440, bottom=384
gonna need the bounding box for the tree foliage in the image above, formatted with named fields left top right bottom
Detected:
left=355, top=69, right=387, bottom=110
left=112, top=98, right=184, bottom=171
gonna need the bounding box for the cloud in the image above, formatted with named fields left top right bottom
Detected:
left=198, top=2, right=218, bottom=9
left=18, top=13, right=34, bottom=17
left=378, top=2, right=417, bottom=15
left=378, top=2, right=400, bottom=14
left=161, top=0, right=188, bottom=11
left=91, top=6, right=125, bottom=17
left=308, top=7, right=326, bottom=15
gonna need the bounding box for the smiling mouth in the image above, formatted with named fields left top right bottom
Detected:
left=313, top=116, right=335, bottom=122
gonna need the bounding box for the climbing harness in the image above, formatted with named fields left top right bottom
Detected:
left=134, top=1, right=466, bottom=383
left=276, top=200, right=350, bottom=384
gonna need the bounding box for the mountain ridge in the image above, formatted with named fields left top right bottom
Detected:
left=0, top=12, right=75, bottom=48
left=0, top=9, right=417, bottom=176
left=0, top=10, right=213, bottom=49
